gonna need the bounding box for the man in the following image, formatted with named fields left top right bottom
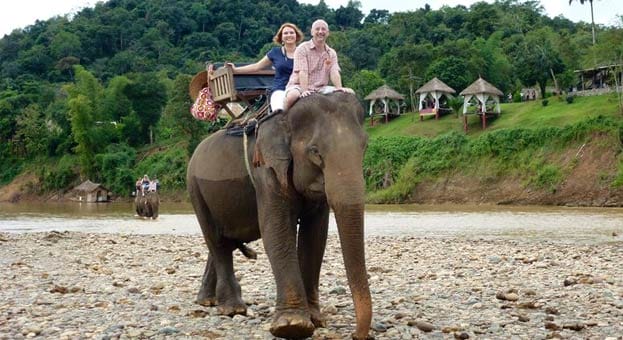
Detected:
left=284, top=19, right=354, bottom=109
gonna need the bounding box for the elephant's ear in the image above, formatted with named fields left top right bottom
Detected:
left=256, top=116, right=291, bottom=191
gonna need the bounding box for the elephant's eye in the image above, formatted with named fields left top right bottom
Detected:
left=307, top=145, right=323, bottom=166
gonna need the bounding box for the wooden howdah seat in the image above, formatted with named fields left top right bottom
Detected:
left=190, top=63, right=275, bottom=127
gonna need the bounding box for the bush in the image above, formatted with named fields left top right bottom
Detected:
left=541, top=99, right=549, bottom=107
left=566, top=95, right=574, bottom=104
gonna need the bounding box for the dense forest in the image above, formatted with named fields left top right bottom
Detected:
left=0, top=0, right=622, bottom=198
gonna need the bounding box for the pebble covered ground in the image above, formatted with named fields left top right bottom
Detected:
left=1, top=231, right=622, bottom=339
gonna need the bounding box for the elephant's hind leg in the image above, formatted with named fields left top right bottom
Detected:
left=211, top=242, right=247, bottom=316
left=196, top=254, right=217, bottom=306
left=189, top=180, right=246, bottom=316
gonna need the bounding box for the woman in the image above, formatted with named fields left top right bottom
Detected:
left=229, top=23, right=304, bottom=114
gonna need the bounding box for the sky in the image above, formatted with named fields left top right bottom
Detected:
left=0, top=0, right=621, bottom=37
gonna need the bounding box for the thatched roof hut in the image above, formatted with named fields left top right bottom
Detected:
left=458, top=77, right=504, bottom=131
left=415, top=77, right=456, bottom=112
left=459, top=77, right=503, bottom=115
left=364, top=85, right=405, bottom=120
left=70, top=180, right=110, bottom=203
left=460, top=77, right=504, bottom=97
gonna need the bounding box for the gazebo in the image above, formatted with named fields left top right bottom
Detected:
left=459, top=77, right=504, bottom=131
left=364, top=85, right=405, bottom=125
left=415, top=77, right=456, bottom=121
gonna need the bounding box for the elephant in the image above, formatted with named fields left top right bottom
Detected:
left=186, top=92, right=372, bottom=339
left=134, top=191, right=159, bottom=219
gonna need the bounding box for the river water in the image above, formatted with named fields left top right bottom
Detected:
left=1, top=202, right=622, bottom=244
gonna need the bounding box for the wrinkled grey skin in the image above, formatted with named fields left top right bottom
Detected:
left=135, top=191, right=159, bottom=219
left=187, top=92, right=372, bottom=339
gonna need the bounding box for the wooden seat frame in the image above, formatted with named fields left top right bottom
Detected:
left=207, top=64, right=275, bottom=125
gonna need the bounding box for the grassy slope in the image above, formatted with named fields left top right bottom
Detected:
left=366, top=94, right=621, bottom=139
left=364, top=93, right=623, bottom=204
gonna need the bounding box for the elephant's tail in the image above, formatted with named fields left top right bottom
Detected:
left=236, top=242, right=257, bottom=259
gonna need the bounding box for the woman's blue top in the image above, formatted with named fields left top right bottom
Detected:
left=267, top=46, right=293, bottom=92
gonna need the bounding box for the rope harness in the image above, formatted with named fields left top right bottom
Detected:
left=239, top=110, right=284, bottom=189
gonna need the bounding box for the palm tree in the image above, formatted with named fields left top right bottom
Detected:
left=569, top=0, right=596, bottom=45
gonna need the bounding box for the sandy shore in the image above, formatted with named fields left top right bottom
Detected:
left=1, top=231, right=621, bottom=339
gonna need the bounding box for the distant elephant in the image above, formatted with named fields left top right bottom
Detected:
left=187, top=92, right=372, bottom=339
left=135, top=191, right=159, bottom=219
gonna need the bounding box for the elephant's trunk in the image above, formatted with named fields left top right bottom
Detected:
left=326, top=173, right=372, bottom=340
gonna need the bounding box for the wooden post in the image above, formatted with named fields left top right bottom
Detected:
left=482, top=113, right=486, bottom=129
left=463, top=115, right=468, bottom=132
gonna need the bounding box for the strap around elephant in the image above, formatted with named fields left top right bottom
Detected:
left=243, top=132, right=256, bottom=189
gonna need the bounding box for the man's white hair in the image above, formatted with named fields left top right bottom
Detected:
left=311, top=19, right=329, bottom=30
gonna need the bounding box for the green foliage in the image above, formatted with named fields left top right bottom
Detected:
left=566, top=95, right=575, bottom=104
left=542, top=99, right=549, bottom=106
left=134, top=144, right=189, bottom=191
left=363, top=135, right=421, bottom=190
left=37, top=155, right=79, bottom=193
left=94, top=143, right=136, bottom=197
left=348, top=70, right=384, bottom=102
left=15, top=104, right=48, bottom=158
left=528, top=164, right=563, bottom=193
left=367, top=114, right=623, bottom=203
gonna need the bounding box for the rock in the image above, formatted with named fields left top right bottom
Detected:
left=454, top=331, right=470, bottom=339
left=410, top=320, right=435, bottom=332
left=562, top=322, right=584, bottom=331
left=544, top=322, right=560, bottom=330
left=159, top=326, right=179, bottom=335
left=372, top=322, right=388, bottom=332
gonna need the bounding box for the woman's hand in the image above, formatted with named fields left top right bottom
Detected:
left=225, top=62, right=237, bottom=73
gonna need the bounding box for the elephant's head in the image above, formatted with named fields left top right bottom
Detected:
left=257, top=92, right=372, bottom=339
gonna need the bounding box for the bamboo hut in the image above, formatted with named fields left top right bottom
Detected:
left=459, top=77, right=503, bottom=131
left=364, top=85, right=405, bottom=125
left=70, top=180, right=111, bottom=203
left=415, top=77, right=456, bottom=121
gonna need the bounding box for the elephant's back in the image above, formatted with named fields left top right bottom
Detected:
left=188, top=129, right=252, bottom=182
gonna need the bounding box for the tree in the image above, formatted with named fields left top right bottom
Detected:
left=335, top=0, right=364, bottom=30
left=348, top=69, right=385, bottom=100
left=513, top=28, right=564, bottom=98
left=425, top=56, right=473, bottom=95
left=68, top=94, right=96, bottom=179
left=124, top=73, right=168, bottom=145
left=569, top=0, right=596, bottom=45
left=15, top=104, right=48, bottom=158
left=364, top=9, right=390, bottom=24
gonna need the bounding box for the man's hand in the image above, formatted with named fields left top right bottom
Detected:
left=301, top=90, right=314, bottom=97
left=335, top=87, right=355, bottom=94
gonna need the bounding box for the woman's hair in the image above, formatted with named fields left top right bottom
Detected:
left=273, top=23, right=304, bottom=44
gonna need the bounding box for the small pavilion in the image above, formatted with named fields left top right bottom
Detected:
left=364, top=85, right=405, bottom=125
left=415, top=77, right=456, bottom=121
left=459, top=77, right=503, bottom=131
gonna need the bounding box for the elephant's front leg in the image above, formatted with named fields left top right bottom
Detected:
left=298, top=202, right=329, bottom=328
left=257, top=195, right=314, bottom=338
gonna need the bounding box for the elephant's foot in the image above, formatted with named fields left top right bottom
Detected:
left=309, top=306, right=326, bottom=328
left=195, top=296, right=217, bottom=307
left=270, top=310, right=315, bottom=339
left=216, top=302, right=247, bottom=316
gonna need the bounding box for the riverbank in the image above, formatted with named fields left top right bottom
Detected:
left=2, top=232, right=621, bottom=339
